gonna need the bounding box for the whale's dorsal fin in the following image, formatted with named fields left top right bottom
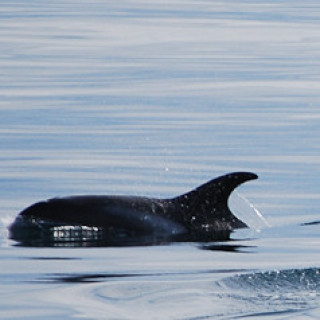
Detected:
left=172, top=172, right=258, bottom=230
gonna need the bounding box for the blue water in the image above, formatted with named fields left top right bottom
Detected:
left=0, top=1, right=319, bottom=319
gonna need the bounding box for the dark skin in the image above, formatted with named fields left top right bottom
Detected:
left=9, top=172, right=258, bottom=246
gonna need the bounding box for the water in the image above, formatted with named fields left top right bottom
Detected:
left=0, top=0, right=319, bottom=319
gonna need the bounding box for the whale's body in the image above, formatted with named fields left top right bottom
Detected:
left=9, top=172, right=258, bottom=246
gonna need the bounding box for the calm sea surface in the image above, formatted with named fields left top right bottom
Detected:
left=0, top=1, right=319, bottom=319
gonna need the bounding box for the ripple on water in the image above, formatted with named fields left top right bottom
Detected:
left=40, top=268, right=319, bottom=320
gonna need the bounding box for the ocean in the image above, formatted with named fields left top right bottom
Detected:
left=0, top=1, right=319, bottom=319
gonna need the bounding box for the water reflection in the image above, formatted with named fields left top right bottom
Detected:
left=44, top=268, right=251, bottom=284
left=46, top=273, right=137, bottom=283
left=199, top=243, right=255, bottom=253
left=12, top=232, right=242, bottom=248
left=302, top=220, right=320, bottom=226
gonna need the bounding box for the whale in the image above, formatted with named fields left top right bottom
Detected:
left=9, top=172, right=258, bottom=246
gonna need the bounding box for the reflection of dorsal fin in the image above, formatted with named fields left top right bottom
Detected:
left=172, top=172, right=258, bottom=230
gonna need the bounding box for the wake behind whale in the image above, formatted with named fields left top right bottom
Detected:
left=9, top=172, right=258, bottom=246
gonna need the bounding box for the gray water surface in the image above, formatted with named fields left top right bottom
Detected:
left=0, top=1, right=319, bottom=319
